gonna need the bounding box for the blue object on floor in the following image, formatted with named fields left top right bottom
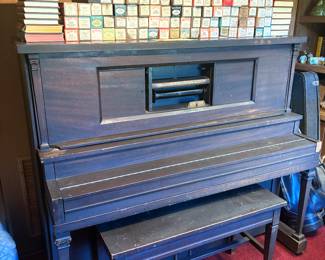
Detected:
left=281, top=71, right=325, bottom=234
left=0, top=224, right=18, bottom=260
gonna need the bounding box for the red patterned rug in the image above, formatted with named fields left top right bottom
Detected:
left=207, top=226, right=325, bottom=260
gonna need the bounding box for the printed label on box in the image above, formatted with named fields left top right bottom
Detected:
left=65, top=29, right=79, bottom=41
left=103, top=28, right=115, bottom=40
left=78, top=3, right=91, bottom=16
left=64, top=3, right=78, bottom=16
left=139, top=17, right=149, bottom=27
left=104, top=16, right=115, bottom=27
left=102, top=4, right=113, bottom=15
left=79, top=17, right=91, bottom=29
left=79, top=29, right=91, bottom=41
left=91, top=28, right=103, bottom=40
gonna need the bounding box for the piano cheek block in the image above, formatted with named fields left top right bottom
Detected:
left=17, top=37, right=318, bottom=259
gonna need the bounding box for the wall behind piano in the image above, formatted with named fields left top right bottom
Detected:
left=0, top=3, right=45, bottom=259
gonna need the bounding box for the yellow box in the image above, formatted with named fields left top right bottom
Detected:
left=103, top=28, right=115, bottom=40
left=170, top=28, right=180, bottom=39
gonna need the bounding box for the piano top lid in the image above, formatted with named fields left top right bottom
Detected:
left=17, top=36, right=307, bottom=54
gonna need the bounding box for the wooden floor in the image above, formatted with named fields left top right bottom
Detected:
left=207, top=226, right=325, bottom=260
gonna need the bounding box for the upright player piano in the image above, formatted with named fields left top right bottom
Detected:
left=17, top=37, right=319, bottom=259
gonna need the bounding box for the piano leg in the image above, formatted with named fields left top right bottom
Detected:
left=277, top=170, right=316, bottom=255
left=54, top=233, right=72, bottom=260
left=264, top=210, right=280, bottom=260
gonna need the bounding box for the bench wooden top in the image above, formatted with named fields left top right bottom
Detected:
left=99, top=185, right=286, bottom=258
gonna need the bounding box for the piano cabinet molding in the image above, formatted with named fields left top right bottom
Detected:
left=17, top=37, right=319, bottom=259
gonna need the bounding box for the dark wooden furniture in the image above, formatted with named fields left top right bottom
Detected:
left=17, top=37, right=320, bottom=259
left=97, top=185, right=286, bottom=260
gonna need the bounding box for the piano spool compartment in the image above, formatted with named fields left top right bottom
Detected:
left=147, top=64, right=213, bottom=112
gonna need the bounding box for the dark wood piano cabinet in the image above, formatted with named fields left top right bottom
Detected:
left=17, top=37, right=319, bottom=259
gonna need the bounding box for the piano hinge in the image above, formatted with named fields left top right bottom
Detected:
left=30, top=59, right=40, bottom=71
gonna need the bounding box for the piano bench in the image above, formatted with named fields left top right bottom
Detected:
left=97, top=185, right=286, bottom=260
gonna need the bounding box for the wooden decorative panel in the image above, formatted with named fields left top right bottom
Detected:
left=213, top=60, right=256, bottom=106
left=98, top=68, right=146, bottom=123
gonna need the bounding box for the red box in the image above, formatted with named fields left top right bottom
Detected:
left=222, top=0, right=233, bottom=6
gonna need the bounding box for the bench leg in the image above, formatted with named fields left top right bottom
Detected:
left=264, top=210, right=281, bottom=260
left=54, top=233, right=72, bottom=260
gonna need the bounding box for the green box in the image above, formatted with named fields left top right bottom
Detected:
left=114, top=4, right=127, bottom=16
left=91, top=16, right=104, bottom=29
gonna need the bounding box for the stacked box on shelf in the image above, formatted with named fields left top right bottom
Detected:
left=61, top=0, right=292, bottom=42
left=17, top=0, right=63, bottom=42
left=271, top=0, right=293, bottom=37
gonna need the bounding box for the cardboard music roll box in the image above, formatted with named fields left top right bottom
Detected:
left=63, top=2, right=78, bottom=16
left=103, top=28, right=115, bottom=40
left=104, top=16, right=115, bottom=27
left=65, top=29, right=79, bottom=41
left=115, top=28, right=127, bottom=40
left=91, top=28, right=103, bottom=40
left=79, top=17, right=91, bottom=29
left=78, top=3, right=91, bottom=16
left=79, top=29, right=91, bottom=41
